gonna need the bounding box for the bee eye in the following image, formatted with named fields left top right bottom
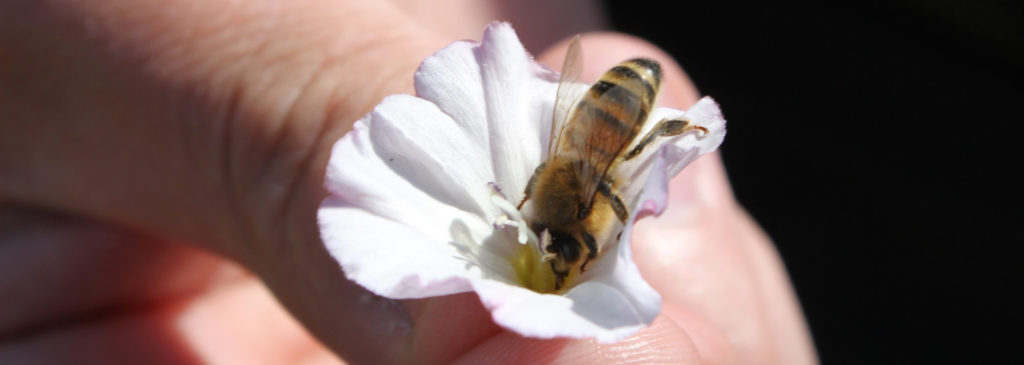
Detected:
left=547, top=231, right=582, bottom=263
left=576, top=203, right=590, bottom=220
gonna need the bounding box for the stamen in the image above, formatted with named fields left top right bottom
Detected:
left=486, top=182, right=557, bottom=292
left=497, top=214, right=519, bottom=227
left=487, top=182, right=534, bottom=244
left=487, top=182, right=508, bottom=200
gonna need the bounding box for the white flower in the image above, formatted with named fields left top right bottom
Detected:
left=318, top=23, right=726, bottom=342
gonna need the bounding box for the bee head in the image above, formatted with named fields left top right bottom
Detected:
left=546, top=230, right=582, bottom=264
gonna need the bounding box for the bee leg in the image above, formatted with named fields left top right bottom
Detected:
left=517, top=162, right=547, bottom=209
left=580, top=232, right=598, bottom=273
left=609, top=194, right=628, bottom=223
left=624, top=118, right=709, bottom=160
left=597, top=178, right=629, bottom=223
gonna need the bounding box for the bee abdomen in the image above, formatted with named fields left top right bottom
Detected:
left=575, top=100, right=633, bottom=156
left=578, top=58, right=662, bottom=147
left=589, top=58, right=662, bottom=108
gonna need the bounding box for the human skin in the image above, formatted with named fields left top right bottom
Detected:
left=0, top=0, right=816, bottom=364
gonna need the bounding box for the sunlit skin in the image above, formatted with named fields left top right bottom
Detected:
left=0, top=0, right=816, bottom=364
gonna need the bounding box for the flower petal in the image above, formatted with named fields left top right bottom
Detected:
left=414, top=22, right=560, bottom=202
left=657, top=97, right=727, bottom=177
left=321, top=94, right=521, bottom=298
left=364, top=94, right=497, bottom=219
left=471, top=279, right=653, bottom=343
left=320, top=202, right=477, bottom=298
left=325, top=95, right=493, bottom=236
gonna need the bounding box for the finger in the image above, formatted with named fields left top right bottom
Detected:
left=0, top=0, right=446, bottom=258
left=0, top=3, right=613, bottom=363
left=0, top=259, right=338, bottom=365
left=634, top=156, right=819, bottom=364
left=0, top=205, right=339, bottom=364
left=0, top=204, right=237, bottom=338
left=383, top=0, right=608, bottom=54
left=175, top=277, right=342, bottom=365
left=634, top=69, right=818, bottom=365
left=0, top=299, right=208, bottom=365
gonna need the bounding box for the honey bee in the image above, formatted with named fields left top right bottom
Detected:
left=518, top=36, right=707, bottom=290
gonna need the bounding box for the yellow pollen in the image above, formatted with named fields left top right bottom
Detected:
left=511, top=244, right=579, bottom=293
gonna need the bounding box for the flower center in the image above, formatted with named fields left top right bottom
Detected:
left=486, top=183, right=566, bottom=293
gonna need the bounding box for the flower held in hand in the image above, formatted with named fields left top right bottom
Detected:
left=319, top=23, right=725, bottom=342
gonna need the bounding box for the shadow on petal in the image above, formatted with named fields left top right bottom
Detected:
left=568, top=282, right=645, bottom=330
left=448, top=219, right=520, bottom=285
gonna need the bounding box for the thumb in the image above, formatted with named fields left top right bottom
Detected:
left=0, top=1, right=462, bottom=362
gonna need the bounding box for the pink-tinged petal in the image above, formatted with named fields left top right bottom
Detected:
left=657, top=97, right=727, bottom=177
left=617, top=97, right=727, bottom=211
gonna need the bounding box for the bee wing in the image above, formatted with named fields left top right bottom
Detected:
left=565, top=78, right=649, bottom=214
left=548, top=35, right=586, bottom=158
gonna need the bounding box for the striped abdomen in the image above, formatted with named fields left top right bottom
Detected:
left=567, top=58, right=662, bottom=160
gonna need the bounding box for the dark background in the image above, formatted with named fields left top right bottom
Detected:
left=605, top=0, right=1022, bottom=363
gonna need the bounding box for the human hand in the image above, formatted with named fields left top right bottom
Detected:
left=0, top=0, right=814, bottom=363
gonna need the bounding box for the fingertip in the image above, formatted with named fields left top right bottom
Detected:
left=455, top=315, right=702, bottom=364
left=666, top=151, right=737, bottom=221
